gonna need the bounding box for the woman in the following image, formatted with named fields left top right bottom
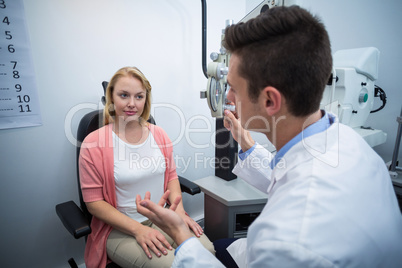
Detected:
left=79, top=67, right=214, bottom=268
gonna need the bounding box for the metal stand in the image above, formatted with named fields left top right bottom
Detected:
left=215, top=118, right=238, bottom=181
left=389, top=106, right=402, bottom=178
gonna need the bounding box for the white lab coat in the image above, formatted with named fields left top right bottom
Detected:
left=173, top=119, right=402, bottom=267
left=232, top=143, right=274, bottom=193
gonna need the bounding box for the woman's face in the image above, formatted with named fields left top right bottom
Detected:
left=112, top=75, right=146, bottom=123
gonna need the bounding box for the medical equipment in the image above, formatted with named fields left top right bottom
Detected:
left=200, top=0, right=300, bottom=117
left=199, top=18, right=232, bottom=118
left=320, top=47, right=387, bottom=147
left=200, top=0, right=387, bottom=147
left=199, top=0, right=304, bottom=181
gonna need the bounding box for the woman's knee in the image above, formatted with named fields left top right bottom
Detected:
left=197, top=234, right=216, bottom=255
left=107, top=229, right=175, bottom=268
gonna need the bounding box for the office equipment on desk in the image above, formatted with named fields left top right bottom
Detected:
left=195, top=175, right=268, bottom=241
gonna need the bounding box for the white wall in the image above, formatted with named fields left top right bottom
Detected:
left=1, top=0, right=401, bottom=267
left=0, top=0, right=245, bottom=267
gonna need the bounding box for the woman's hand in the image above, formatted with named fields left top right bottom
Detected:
left=133, top=224, right=173, bottom=259
left=176, top=211, right=204, bottom=238
left=136, top=191, right=193, bottom=246
left=165, top=178, right=203, bottom=237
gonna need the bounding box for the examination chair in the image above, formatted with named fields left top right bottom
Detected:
left=56, top=82, right=201, bottom=268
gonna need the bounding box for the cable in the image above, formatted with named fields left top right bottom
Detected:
left=201, top=0, right=208, bottom=78
left=370, top=85, right=387, bottom=113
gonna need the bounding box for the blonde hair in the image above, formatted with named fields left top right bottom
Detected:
left=103, top=67, right=152, bottom=126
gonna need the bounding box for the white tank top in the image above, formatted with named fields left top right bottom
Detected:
left=113, top=131, right=165, bottom=222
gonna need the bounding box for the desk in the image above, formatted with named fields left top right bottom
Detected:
left=195, top=176, right=268, bottom=241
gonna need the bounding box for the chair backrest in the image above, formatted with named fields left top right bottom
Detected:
left=75, top=82, right=155, bottom=224
left=76, top=109, right=104, bottom=223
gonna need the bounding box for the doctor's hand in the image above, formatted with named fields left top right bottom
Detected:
left=136, top=191, right=193, bottom=246
left=224, top=109, right=255, bottom=152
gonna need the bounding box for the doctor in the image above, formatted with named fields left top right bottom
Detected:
left=137, top=5, right=402, bottom=267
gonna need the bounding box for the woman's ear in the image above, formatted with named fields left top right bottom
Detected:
left=261, top=86, right=282, bottom=116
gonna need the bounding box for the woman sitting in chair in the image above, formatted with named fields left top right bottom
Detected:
left=79, top=66, right=214, bottom=268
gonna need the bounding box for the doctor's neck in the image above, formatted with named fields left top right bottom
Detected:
left=267, top=109, right=322, bottom=152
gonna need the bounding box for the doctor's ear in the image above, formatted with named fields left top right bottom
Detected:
left=261, top=86, right=281, bottom=116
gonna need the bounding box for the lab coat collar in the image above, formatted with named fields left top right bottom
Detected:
left=267, top=111, right=338, bottom=193
left=270, top=110, right=333, bottom=170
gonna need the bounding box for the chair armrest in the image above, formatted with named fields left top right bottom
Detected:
left=178, top=176, right=201, bottom=195
left=55, top=201, right=91, bottom=239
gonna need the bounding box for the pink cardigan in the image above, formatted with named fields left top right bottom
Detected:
left=79, top=123, right=178, bottom=268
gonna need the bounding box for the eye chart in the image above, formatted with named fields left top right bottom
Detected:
left=0, top=0, right=41, bottom=129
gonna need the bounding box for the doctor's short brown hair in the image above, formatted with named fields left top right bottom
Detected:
left=223, top=5, right=332, bottom=117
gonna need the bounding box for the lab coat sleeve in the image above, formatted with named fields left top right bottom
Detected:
left=226, top=238, right=248, bottom=267
left=248, top=239, right=335, bottom=267
left=172, top=237, right=225, bottom=268
left=232, top=143, right=273, bottom=193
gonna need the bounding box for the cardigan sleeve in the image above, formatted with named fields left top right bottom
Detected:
left=79, top=132, right=105, bottom=203
left=165, top=139, right=178, bottom=183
